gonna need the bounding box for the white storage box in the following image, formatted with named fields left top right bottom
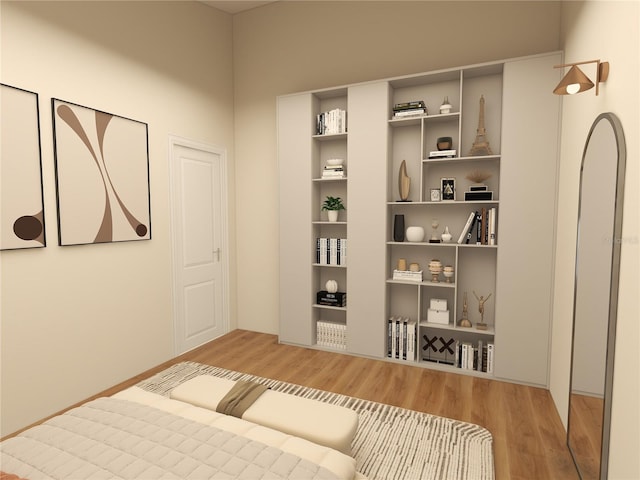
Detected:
left=427, top=308, right=449, bottom=325
left=430, top=298, right=447, bottom=311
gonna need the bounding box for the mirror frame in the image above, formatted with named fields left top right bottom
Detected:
left=567, top=112, right=627, bottom=479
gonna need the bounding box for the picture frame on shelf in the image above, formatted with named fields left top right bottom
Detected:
left=430, top=188, right=441, bottom=202
left=441, top=177, right=456, bottom=201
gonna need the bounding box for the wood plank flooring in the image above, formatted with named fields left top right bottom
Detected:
left=5, top=329, right=581, bottom=479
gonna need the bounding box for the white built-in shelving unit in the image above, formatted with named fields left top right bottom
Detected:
left=278, top=52, right=562, bottom=387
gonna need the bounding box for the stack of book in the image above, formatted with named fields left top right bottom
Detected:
left=316, top=290, right=347, bottom=307
left=428, top=149, right=457, bottom=159
left=464, top=183, right=493, bottom=201
left=316, top=321, right=347, bottom=350
left=392, top=269, right=423, bottom=282
left=392, top=101, right=427, bottom=118
left=316, top=238, right=347, bottom=265
left=457, top=208, right=498, bottom=245
left=316, top=108, right=347, bottom=135
left=387, top=316, right=417, bottom=361
left=322, top=164, right=345, bottom=178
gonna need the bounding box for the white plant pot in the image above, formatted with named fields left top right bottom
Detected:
left=405, top=226, right=425, bottom=242
left=327, top=210, right=339, bottom=222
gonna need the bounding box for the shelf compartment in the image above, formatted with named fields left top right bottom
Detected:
left=421, top=158, right=501, bottom=202
left=419, top=324, right=495, bottom=374
left=422, top=115, right=460, bottom=160
left=460, top=70, right=502, bottom=156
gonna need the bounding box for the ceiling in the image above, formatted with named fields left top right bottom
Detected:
left=201, top=1, right=276, bottom=14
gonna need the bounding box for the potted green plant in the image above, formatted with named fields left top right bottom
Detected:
left=322, top=196, right=345, bottom=222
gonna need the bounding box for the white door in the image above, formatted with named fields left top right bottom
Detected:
left=169, top=137, right=228, bottom=354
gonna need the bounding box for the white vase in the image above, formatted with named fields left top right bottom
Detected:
left=405, top=226, right=425, bottom=242
left=327, top=210, right=339, bottom=222
left=441, top=226, right=452, bottom=243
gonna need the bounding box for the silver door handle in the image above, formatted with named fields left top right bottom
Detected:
left=214, top=248, right=221, bottom=261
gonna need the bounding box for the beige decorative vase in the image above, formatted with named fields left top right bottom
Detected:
left=443, top=265, right=454, bottom=283
left=428, top=259, right=443, bottom=282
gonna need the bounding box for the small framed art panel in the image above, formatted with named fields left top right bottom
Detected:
left=52, top=99, right=151, bottom=246
left=1, top=84, right=46, bottom=250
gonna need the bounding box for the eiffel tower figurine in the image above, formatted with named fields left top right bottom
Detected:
left=468, top=95, right=493, bottom=156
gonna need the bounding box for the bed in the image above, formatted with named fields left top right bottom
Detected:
left=0, top=386, right=360, bottom=479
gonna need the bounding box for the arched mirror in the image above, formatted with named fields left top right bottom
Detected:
left=567, top=112, right=626, bottom=479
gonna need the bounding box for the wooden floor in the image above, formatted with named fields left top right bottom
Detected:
left=10, top=329, right=581, bottom=479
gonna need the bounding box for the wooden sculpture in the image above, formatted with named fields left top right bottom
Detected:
left=398, top=160, right=410, bottom=201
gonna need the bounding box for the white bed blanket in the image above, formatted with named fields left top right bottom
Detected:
left=0, top=387, right=357, bottom=479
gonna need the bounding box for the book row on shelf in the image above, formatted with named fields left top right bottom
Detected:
left=316, top=238, right=347, bottom=265
left=316, top=321, right=347, bottom=350
left=457, top=207, right=497, bottom=245
left=316, top=108, right=347, bottom=135
left=387, top=317, right=417, bottom=362
left=456, top=340, right=494, bottom=373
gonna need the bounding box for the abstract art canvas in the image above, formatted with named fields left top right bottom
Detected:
left=1, top=84, right=46, bottom=250
left=52, top=99, right=151, bottom=246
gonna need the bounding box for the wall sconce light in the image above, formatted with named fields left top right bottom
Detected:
left=553, top=60, right=610, bottom=96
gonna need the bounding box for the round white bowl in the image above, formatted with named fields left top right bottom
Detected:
left=405, top=226, right=425, bottom=242
left=326, top=158, right=344, bottom=166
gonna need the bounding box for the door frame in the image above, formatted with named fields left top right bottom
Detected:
left=168, top=135, right=230, bottom=355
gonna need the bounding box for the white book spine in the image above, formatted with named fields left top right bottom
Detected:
left=461, top=343, right=468, bottom=369
left=487, top=343, right=495, bottom=373
left=458, top=211, right=476, bottom=243
left=340, top=238, right=347, bottom=265
left=390, top=318, right=396, bottom=359
left=407, top=321, right=416, bottom=361
left=329, top=238, right=338, bottom=265
left=468, top=344, right=475, bottom=370
left=319, top=238, right=328, bottom=264
left=489, top=207, right=497, bottom=245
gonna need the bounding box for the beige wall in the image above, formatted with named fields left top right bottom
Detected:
left=232, top=0, right=562, bottom=334
left=0, top=1, right=237, bottom=436
left=549, top=2, right=639, bottom=478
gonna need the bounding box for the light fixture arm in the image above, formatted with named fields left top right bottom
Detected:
left=553, top=59, right=610, bottom=95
